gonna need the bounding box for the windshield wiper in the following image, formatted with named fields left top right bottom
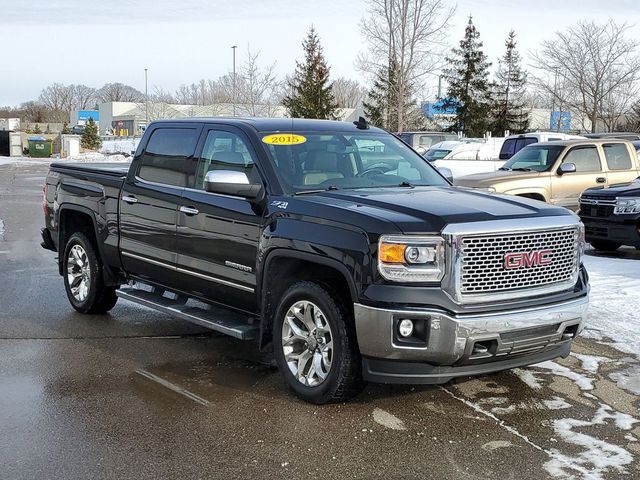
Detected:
left=499, top=167, right=511, bottom=171
left=294, top=185, right=340, bottom=196
left=398, top=181, right=414, bottom=188
left=511, top=167, right=535, bottom=172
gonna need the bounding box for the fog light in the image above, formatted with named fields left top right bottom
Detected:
left=398, top=319, right=414, bottom=337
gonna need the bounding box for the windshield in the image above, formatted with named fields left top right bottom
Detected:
left=425, top=148, right=451, bottom=162
left=499, top=137, right=538, bottom=160
left=500, top=145, right=565, bottom=172
left=260, top=131, right=449, bottom=194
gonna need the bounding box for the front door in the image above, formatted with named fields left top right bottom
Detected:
left=119, top=125, right=201, bottom=288
left=551, top=145, right=607, bottom=211
left=175, top=126, right=265, bottom=313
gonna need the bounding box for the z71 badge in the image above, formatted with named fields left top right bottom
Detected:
left=271, top=201, right=289, bottom=210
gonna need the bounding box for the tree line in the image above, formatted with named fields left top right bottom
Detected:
left=3, top=0, right=640, bottom=134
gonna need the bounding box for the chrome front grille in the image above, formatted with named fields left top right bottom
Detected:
left=443, top=220, right=582, bottom=304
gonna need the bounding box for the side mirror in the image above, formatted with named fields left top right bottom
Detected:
left=204, top=170, right=263, bottom=199
left=438, top=166, right=454, bottom=183
left=415, top=146, right=427, bottom=156
left=558, top=162, right=576, bottom=175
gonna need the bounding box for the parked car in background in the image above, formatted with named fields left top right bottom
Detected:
left=71, top=125, right=84, bottom=135
left=583, top=132, right=640, bottom=141
left=455, top=139, right=640, bottom=211
left=579, top=177, right=640, bottom=251
left=499, top=132, right=584, bottom=161
left=398, top=131, right=459, bottom=152
left=432, top=137, right=505, bottom=178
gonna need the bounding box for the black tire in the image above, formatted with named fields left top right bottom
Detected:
left=591, top=240, right=621, bottom=252
left=273, top=281, right=365, bottom=404
left=63, top=232, right=118, bottom=314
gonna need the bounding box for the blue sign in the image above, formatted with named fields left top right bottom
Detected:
left=77, top=110, right=100, bottom=122
left=422, top=99, right=457, bottom=119
left=549, top=111, right=571, bottom=131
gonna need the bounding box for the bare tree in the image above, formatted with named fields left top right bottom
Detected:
left=358, top=0, right=455, bottom=131
left=97, top=83, right=145, bottom=103
left=530, top=20, right=640, bottom=133
left=39, top=83, right=76, bottom=122
left=72, top=84, right=98, bottom=110
left=332, top=77, right=366, bottom=108
left=150, top=86, right=176, bottom=104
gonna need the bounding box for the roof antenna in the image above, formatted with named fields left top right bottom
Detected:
left=353, top=116, right=370, bottom=130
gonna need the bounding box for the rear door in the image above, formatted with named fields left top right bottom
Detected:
left=601, top=142, right=638, bottom=185
left=175, top=125, right=265, bottom=313
left=119, top=124, right=201, bottom=287
left=551, top=145, right=607, bottom=210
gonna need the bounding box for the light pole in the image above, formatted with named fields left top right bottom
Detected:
left=231, top=45, right=237, bottom=117
left=144, top=68, right=149, bottom=130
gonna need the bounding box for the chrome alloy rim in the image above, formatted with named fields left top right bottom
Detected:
left=281, top=300, right=333, bottom=387
left=67, top=245, right=91, bottom=302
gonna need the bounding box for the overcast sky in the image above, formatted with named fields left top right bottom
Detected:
left=1, top=0, right=640, bottom=106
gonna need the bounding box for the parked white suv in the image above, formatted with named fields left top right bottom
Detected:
left=499, top=132, right=584, bottom=160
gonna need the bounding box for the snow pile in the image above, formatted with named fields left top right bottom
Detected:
left=65, top=152, right=130, bottom=163
left=582, top=268, right=640, bottom=357
left=101, top=138, right=140, bottom=155
left=609, top=364, right=640, bottom=395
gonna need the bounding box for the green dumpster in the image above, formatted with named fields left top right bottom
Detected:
left=28, top=137, right=53, bottom=158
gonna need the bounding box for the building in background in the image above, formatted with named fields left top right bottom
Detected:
left=70, top=110, right=100, bottom=127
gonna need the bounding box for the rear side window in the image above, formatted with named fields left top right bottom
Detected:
left=562, top=146, right=602, bottom=172
left=499, top=137, right=537, bottom=160
left=602, top=143, right=632, bottom=170
left=138, top=128, right=198, bottom=187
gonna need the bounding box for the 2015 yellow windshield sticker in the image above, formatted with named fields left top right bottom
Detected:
left=262, top=133, right=307, bottom=145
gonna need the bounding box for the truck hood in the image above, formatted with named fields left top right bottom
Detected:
left=583, top=178, right=640, bottom=198
left=455, top=169, right=544, bottom=187
left=295, top=186, right=568, bottom=234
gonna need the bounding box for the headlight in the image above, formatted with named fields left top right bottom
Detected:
left=378, top=235, right=445, bottom=282
left=614, top=197, right=640, bottom=214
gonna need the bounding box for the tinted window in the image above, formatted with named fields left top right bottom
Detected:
left=499, top=137, right=538, bottom=160
left=602, top=143, right=632, bottom=170
left=562, top=146, right=601, bottom=172
left=194, top=130, right=257, bottom=190
left=138, top=128, right=198, bottom=186
left=425, top=149, right=451, bottom=161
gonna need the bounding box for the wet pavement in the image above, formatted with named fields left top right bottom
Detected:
left=0, top=162, right=638, bottom=480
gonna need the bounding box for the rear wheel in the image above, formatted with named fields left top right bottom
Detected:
left=63, top=232, right=118, bottom=314
left=273, top=281, right=364, bottom=404
left=591, top=240, right=621, bottom=252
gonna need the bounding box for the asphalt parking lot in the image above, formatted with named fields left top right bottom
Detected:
left=1, top=162, right=639, bottom=480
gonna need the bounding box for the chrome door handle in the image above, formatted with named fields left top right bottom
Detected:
left=179, top=206, right=199, bottom=216
left=596, top=177, right=606, bottom=183
left=122, top=195, right=138, bottom=204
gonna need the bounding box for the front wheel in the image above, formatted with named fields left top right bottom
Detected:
left=591, top=240, right=621, bottom=252
left=273, top=281, right=364, bottom=404
left=63, top=232, right=118, bottom=314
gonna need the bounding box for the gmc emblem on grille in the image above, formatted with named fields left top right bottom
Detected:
left=504, top=250, right=553, bottom=269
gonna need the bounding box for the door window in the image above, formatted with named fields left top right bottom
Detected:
left=194, top=130, right=257, bottom=190
left=138, top=128, right=198, bottom=187
left=562, top=146, right=602, bottom=172
left=602, top=143, right=632, bottom=170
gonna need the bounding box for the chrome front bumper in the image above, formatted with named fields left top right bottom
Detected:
left=354, top=296, right=589, bottom=366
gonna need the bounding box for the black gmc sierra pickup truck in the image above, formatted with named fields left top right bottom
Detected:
left=579, top=178, right=640, bottom=251
left=42, top=118, right=590, bottom=404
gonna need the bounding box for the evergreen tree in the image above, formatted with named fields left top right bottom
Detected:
left=492, top=30, right=529, bottom=135
left=61, top=123, right=71, bottom=134
left=81, top=117, right=102, bottom=150
left=443, top=16, right=493, bottom=136
left=33, top=124, right=42, bottom=134
left=283, top=27, right=338, bottom=119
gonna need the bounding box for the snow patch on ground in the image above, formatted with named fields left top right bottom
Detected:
left=512, top=368, right=544, bottom=390
left=533, top=361, right=595, bottom=391
left=581, top=255, right=640, bottom=357
left=542, top=397, right=572, bottom=410
left=609, top=364, right=640, bottom=395
left=0, top=219, right=4, bottom=241
left=544, top=404, right=638, bottom=479
left=0, top=156, right=51, bottom=166
left=482, top=440, right=515, bottom=451
left=571, top=353, right=614, bottom=374
left=66, top=151, right=130, bottom=163
left=372, top=408, right=406, bottom=431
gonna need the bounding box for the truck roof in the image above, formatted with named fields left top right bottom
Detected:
left=150, top=117, right=387, bottom=134
left=532, top=138, right=633, bottom=147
